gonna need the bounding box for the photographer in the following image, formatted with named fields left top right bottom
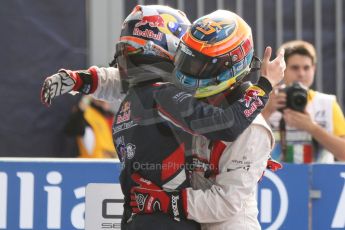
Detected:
left=262, top=40, right=345, bottom=163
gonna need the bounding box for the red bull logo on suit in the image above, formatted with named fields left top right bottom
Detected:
left=239, top=89, right=263, bottom=117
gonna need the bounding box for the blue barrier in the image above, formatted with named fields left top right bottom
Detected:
left=258, top=164, right=310, bottom=230
left=311, top=164, right=345, bottom=230
left=0, top=159, right=120, bottom=230
left=1, top=159, right=345, bottom=230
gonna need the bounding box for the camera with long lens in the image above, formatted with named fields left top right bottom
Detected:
left=282, top=82, right=308, bottom=112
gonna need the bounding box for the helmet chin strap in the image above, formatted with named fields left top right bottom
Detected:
left=249, top=55, right=262, bottom=72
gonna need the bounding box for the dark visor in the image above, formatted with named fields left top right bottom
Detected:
left=115, top=42, right=173, bottom=64
left=174, top=42, right=234, bottom=79
left=115, top=42, right=174, bottom=80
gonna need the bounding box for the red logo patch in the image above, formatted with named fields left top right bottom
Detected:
left=116, top=101, right=131, bottom=124
left=240, top=89, right=263, bottom=117
left=135, top=15, right=165, bottom=28
left=240, top=89, right=259, bottom=108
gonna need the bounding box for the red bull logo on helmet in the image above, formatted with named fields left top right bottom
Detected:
left=133, top=15, right=165, bottom=41
left=135, top=15, right=165, bottom=28
left=133, top=28, right=163, bottom=41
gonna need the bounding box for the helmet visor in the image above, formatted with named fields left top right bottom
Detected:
left=115, top=42, right=174, bottom=82
left=174, top=42, right=233, bottom=79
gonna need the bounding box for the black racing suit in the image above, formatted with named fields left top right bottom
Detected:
left=113, top=77, right=272, bottom=229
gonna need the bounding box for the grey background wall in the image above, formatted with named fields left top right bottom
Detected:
left=0, top=0, right=344, bottom=157
left=0, top=0, right=87, bottom=157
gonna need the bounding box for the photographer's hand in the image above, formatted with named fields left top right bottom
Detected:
left=284, top=108, right=345, bottom=161
left=283, top=109, right=315, bottom=131
left=262, top=87, right=286, bottom=120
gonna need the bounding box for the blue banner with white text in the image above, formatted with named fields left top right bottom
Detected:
left=1, top=160, right=345, bottom=229
left=0, top=160, right=120, bottom=230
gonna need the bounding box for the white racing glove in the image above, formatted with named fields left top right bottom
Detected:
left=40, top=67, right=98, bottom=106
